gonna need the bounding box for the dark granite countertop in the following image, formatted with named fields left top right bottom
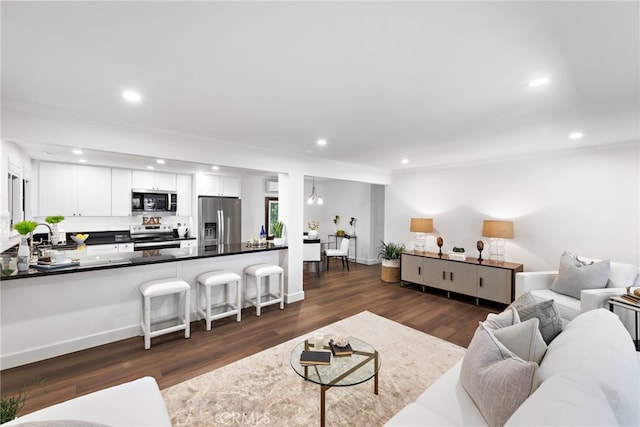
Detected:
left=1, top=242, right=287, bottom=281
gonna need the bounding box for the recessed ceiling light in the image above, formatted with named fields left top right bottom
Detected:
left=569, top=131, right=584, bottom=140
left=317, top=139, right=327, bottom=146
left=72, top=149, right=83, bottom=155
left=401, top=158, right=409, bottom=164
left=146, top=166, right=154, bottom=170
left=527, top=77, right=550, bottom=87
left=78, top=159, right=87, bottom=163
left=122, top=90, right=142, bottom=103
left=156, top=159, right=165, bottom=164
left=211, top=166, right=219, bottom=171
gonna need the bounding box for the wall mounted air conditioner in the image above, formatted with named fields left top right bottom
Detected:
left=266, top=181, right=278, bottom=193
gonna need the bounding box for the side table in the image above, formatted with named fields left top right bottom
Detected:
left=608, top=298, right=640, bottom=351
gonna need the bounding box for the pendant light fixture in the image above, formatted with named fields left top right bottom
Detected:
left=307, top=177, right=324, bottom=205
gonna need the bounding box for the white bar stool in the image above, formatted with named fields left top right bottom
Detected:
left=196, top=270, right=242, bottom=330
left=243, top=263, right=285, bottom=316
left=139, top=278, right=191, bottom=350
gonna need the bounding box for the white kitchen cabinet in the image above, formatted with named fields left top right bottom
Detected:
left=118, top=243, right=134, bottom=253
left=221, top=177, right=240, bottom=197
left=132, top=170, right=176, bottom=191
left=38, top=162, right=111, bottom=217
left=197, top=175, right=240, bottom=197
left=180, top=240, right=196, bottom=248
left=176, top=174, right=192, bottom=216
left=111, top=168, right=132, bottom=216
left=85, top=243, right=134, bottom=256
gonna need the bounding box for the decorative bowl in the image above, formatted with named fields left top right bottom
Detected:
left=70, top=234, right=89, bottom=244
left=448, top=252, right=466, bottom=261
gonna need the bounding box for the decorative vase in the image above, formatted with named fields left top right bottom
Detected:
left=308, top=230, right=318, bottom=239
left=17, top=236, right=30, bottom=272
left=273, top=237, right=284, bottom=246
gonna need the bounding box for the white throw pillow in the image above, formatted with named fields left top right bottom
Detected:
left=493, top=318, right=547, bottom=365
left=460, top=323, right=539, bottom=427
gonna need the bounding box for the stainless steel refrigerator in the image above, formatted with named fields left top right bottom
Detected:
left=198, top=196, right=242, bottom=246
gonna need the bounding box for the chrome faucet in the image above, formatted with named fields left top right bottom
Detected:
left=37, top=223, right=53, bottom=245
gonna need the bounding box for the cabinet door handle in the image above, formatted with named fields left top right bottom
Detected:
left=450, top=272, right=454, bottom=281
left=418, top=266, right=421, bottom=275
left=479, top=277, right=483, bottom=287
left=442, top=271, right=446, bottom=280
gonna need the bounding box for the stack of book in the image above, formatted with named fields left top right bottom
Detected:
left=612, top=293, right=640, bottom=307
left=299, top=350, right=331, bottom=366
left=329, top=339, right=353, bottom=357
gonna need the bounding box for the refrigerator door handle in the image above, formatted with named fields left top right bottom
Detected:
left=218, top=209, right=224, bottom=244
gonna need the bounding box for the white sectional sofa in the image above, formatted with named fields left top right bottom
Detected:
left=516, top=254, right=639, bottom=332
left=4, top=377, right=171, bottom=426
left=385, top=308, right=640, bottom=426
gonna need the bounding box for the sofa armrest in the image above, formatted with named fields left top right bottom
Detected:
left=581, top=288, right=626, bottom=312
left=515, top=271, right=558, bottom=298
left=3, top=376, right=171, bottom=426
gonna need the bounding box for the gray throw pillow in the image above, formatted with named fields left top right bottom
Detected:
left=508, top=292, right=538, bottom=311
left=549, top=251, right=610, bottom=299
left=460, top=323, right=540, bottom=427
left=516, top=299, right=563, bottom=344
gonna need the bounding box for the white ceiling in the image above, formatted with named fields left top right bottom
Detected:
left=2, top=1, right=639, bottom=172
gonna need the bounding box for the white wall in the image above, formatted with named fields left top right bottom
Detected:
left=386, top=142, right=640, bottom=271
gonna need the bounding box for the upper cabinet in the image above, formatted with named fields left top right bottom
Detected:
left=131, top=170, right=176, bottom=191
left=39, top=162, right=111, bottom=217
left=111, top=168, right=132, bottom=216
left=176, top=174, right=192, bottom=217
left=197, top=175, right=240, bottom=197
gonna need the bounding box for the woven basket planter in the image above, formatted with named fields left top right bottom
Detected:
left=381, top=260, right=400, bottom=283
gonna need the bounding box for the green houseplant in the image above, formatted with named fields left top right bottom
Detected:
left=271, top=221, right=285, bottom=246
left=377, top=241, right=406, bottom=283
left=1, top=390, right=26, bottom=423
left=45, top=215, right=65, bottom=245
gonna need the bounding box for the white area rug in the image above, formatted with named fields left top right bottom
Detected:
left=162, top=311, right=465, bottom=426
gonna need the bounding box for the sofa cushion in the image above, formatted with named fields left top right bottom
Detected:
left=550, top=252, right=610, bottom=298
left=539, top=309, right=640, bottom=426
left=505, top=373, right=618, bottom=426
left=460, top=323, right=539, bottom=427
left=413, top=361, right=488, bottom=426
left=515, top=299, right=563, bottom=344
left=493, top=318, right=547, bottom=364
left=529, top=289, right=580, bottom=321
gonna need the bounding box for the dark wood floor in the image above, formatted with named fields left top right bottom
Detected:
left=1, top=263, right=497, bottom=416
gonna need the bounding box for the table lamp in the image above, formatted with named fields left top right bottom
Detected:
left=482, top=220, right=514, bottom=261
left=410, top=218, right=433, bottom=252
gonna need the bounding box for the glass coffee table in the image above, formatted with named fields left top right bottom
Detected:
left=290, top=336, right=380, bottom=427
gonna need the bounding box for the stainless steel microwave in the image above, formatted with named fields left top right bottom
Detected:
left=131, top=190, right=177, bottom=214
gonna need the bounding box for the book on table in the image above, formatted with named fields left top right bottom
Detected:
left=300, top=350, right=331, bottom=365
left=329, top=340, right=353, bottom=356
left=612, top=294, right=640, bottom=307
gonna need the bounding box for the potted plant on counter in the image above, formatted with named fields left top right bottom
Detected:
left=377, top=241, right=406, bottom=283
left=45, top=215, right=64, bottom=245
left=271, top=221, right=285, bottom=246
left=14, top=221, right=38, bottom=272
left=308, top=220, right=319, bottom=239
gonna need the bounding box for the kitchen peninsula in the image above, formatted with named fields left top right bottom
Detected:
left=0, top=242, right=287, bottom=369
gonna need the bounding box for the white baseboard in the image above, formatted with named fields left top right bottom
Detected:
left=286, top=291, right=305, bottom=304
left=1, top=325, right=140, bottom=370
